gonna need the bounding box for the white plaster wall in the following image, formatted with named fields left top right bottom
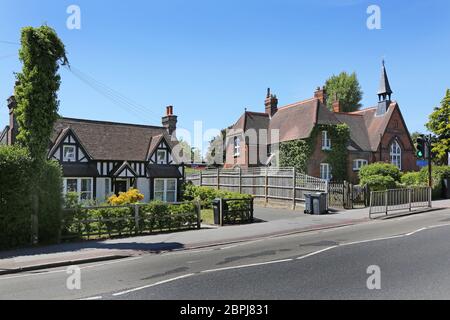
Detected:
left=137, top=178, right=150, bottom=202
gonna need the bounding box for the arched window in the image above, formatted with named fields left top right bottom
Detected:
left=390, top=140, right=402, bottom=170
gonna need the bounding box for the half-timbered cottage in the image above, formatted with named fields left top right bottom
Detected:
left=1, top=100, right=184, bottom=203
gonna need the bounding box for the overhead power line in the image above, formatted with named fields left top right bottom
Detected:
left=63, top=65, right=166, bottom=123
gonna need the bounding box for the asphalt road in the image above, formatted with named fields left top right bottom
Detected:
left=2, top=209, right=450, bottom=300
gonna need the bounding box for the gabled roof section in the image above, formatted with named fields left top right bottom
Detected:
left=49, top=127, right=93, bottom=160
left=231, top=111, right=269, bottom=133
left=346, top=101, right=399, bottom=151
left=112, top=161, right=138, bottom=178
left=51, top=118, right=175, bottom=161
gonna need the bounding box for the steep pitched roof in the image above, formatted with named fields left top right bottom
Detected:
left=269, top=98, right=339, bottom=143
left=51, top=118, right=176, bottom=161
left=378, top=61, right=393, bottom=96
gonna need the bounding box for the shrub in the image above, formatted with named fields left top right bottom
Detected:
left=0, top=146, right=34, bottom=249
left=360, top=175, right=397, bottom=191
left=108, top=188, right=144, bottom=205
left=359, top=162, right=401, bottom=183
left=401, top=172, right=422, bottom=187
left=182, top=183, right=252, bottom=208
left=417, top=166, right=450, bottom=199
left=38, top=160, right=63, bottom=244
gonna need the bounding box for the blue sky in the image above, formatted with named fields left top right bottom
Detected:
left=1, top=0, right=449, bottom=151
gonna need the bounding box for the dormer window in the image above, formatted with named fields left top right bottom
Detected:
left=157, top=150, right=167, bottom=164
left=63, top=145, right=76, bottom=162
left=322, top=131, right=331, bottom=150
left=234, top=136, right=241, bottom=157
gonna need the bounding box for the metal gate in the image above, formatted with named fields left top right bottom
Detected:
left=327, top=181, right=369, bottom=209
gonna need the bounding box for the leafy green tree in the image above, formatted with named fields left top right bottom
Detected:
left=426, top=89, right=450, bottom=165
left=14, top=25, right=68, bottom=162
left=324, top=72, right=363, bottom=112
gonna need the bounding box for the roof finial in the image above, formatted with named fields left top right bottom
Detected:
left=267, top=88, right=271, bottom=98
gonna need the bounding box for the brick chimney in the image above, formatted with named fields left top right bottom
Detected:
left=314, top=86, right=327, bottom=105
left=265, top=88, right=278, bottom=117
left=7, top=95, right=18, bottom=145
left=332, top=93, right=341, bottom=113
left=162, top=106, right=178, bottom=138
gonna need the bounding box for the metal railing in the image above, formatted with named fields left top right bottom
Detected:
left=60, top=201, right=202, bottom=241
left=214, top=198, right=254, bottom=226
left=369, top=187, right=432, bottom=219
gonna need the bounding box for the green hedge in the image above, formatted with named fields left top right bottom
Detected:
left=61, top=201, right=199, bottom=240
left=0, top=146, right=34, bottom=249
left=402, top=166, right=450, bottom=199
left=182, top=183, right=252, bottom=209
left=0, top=146, right=64, bottom=249
left=361, top=175, right=397, bottom=191
left=38, top=160, right=63, bottom=244
left=359, top=162, right=401, bottom=183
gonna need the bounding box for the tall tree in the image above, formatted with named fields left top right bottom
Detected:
left=324, top=72, right=363, bottom=112
left=426, top=89, right=450, bottom=165
left=14, top=26, right=68, bottom=162
left=13, top=26, right=67, bottom=244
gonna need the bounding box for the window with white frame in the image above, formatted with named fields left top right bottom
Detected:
left=322, top=131, right=331, bottom=150
left=157, top=150, right=167, bottom=164
left=390, top=140, right=402, bottom=170
left=154, top=179, right=177, bottom=202
left=234, top=136, right=241, bottom=157
left=353, top=159, right=368, bottom=171
left=63, top=178, right=93, bottom=201
left=63, top=145, right=76, bottom=162
left=320, top=163, right=332, bottom=181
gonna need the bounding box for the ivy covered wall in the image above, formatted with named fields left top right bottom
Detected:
left=279, top=124, right=350, bottom=181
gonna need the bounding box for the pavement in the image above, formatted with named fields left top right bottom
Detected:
left=1, top=199, right=450, bottom=276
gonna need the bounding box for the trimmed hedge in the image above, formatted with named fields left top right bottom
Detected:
left=38, top=160, right=63, bottom=244
left=359, top=162, right=401, bottom=191
left=0, top=146, right=64, bottom=249
left=359, top=162, right=401, bottom=183
left=61, top=201, right=199, bottom=240
left=0, top=146, right=34, bottom=249
left=183, top=183, right=252, bottom=209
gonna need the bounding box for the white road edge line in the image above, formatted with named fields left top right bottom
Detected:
left=112, top=274, right=195, bottom=297
left=80, top=296, right=103, bottom=300
left=200, top=259, right=294, bottom=274
left=296, top=246, right=338, bottom=260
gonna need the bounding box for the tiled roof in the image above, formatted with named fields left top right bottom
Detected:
left=230, top=96, right=398, bottom=152
left=51, top=118, right=176, bottom=161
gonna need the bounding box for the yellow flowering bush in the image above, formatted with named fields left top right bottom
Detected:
left=108, top=188, right=145, bottom=206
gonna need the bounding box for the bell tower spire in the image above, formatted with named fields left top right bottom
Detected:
left=376, top=59, right=393, bottom=116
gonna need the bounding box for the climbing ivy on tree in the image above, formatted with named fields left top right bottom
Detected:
left=14, top=25, right=68, bottom=162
